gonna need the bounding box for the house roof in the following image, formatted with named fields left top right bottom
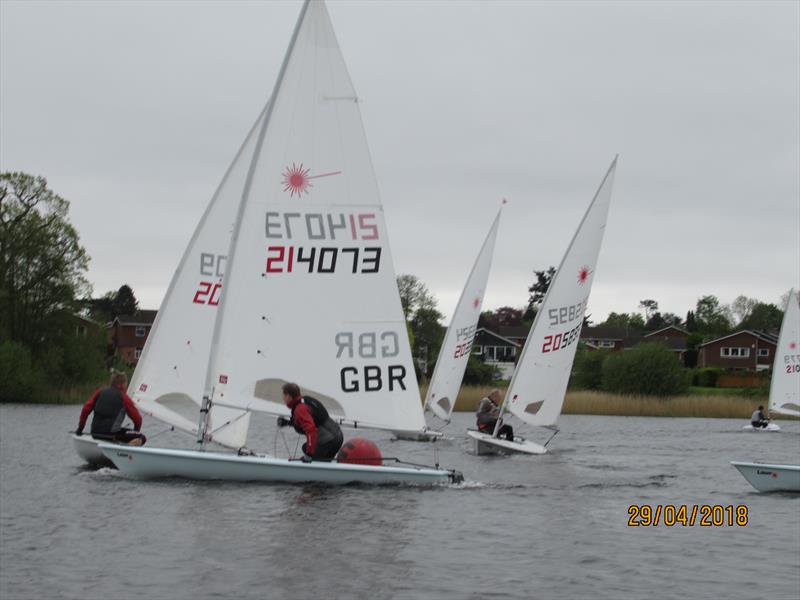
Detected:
left=475, top=327, right=522, bottom=347
left=497, top=325, right=530, bottom=340
left=644, top=325, right=688, bottom=338
left=113, top=310, right=158, bottom=326
left=580, top=326, right=627, bottom=341
left=698, top=329, right=779, bottom=348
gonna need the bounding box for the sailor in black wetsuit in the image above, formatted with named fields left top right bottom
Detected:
left=277, top=382, right=343, bottom=461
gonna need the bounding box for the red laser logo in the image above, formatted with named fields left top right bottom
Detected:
left=282, top=163, right=342, bottom=197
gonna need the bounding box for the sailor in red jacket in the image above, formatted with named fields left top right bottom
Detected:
left=277, top=382, right=343, bottom=462
left=76, top=372, right=147, bottom=445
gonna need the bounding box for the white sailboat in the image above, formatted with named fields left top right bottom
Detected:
left=468, top=158, right=618, bottom=455
left=731, top=461, right=800, bottom=493
left=72, top=106, right=270, bottom=466
left=742, top=288, right=800, bottom=432
left=394, top=206, right=503, bottom=441
left=99, top=0, right=461, bottom=484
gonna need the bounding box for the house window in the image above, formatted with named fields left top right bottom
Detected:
left=757, top=348, right=769, bottom=357
left=598, top=340, right=615, bottom=348
left=721, top=347, right=750, bottom=358
left=135, top=326, right=146, bottom=337
left=486, top=347, right=496, bottom=361
left=134, top=348, right=143, bottom=359
left=473, top=346, right=483, bottom=355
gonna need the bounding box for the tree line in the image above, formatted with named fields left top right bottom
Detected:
left=0, top=172, right=786, bottom=402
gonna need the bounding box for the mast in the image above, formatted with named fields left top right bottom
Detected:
left=197, top=0, right=312, bottom=446
left=492, top=156, right=618, bottom=438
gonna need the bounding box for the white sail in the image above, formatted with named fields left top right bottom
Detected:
left=504, top=158, right=617, bottom=428
left=128, top=105, right=271, bottom=448
left=769, top=289, right=800, bottom=417
left=202, top=0, right=425, bottom=433
left=426, top=207, right=502, bottom=421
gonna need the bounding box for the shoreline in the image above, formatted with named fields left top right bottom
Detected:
left=5, top=387, right=793, bottom=421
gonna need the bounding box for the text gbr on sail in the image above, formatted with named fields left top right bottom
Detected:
left=335, top=331, right=406, bottom=393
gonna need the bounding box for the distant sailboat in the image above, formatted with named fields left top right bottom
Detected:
left=742, top=288, right=799, bottom=432
left=468, top=158, right=618, bottom=455
left=99, top=0, right=461, bottom=484
left=394, top=205, right=502, bottom=441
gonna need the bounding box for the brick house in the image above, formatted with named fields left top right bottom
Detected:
left=581, top=326, right=627, bottom=351
left=639, top=326, right=689, bottom=362
left=473, top=328, right=521, bottom=379
left=697, top=330, right=778, bottom=371
left=110, top=310, right=158, bottom=365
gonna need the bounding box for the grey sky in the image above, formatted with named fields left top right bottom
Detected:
left=2, top=0, right=798, bottom=323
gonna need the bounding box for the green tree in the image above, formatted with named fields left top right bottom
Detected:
left=694, top=295, right=732, bottom=335
left=463, top=353, right=498, bottom=385
left=112, top=284, right=138, bottom=318
left=730, top=295, right=757, bottom=325
left=598, top=312, right=645, bottom=332
left=526, top=266, right=556, bottom=318
left=570, top=347, right=610, bottom=390
left=396, top=274, right=437, bottom=320
left=739, top=303, right=783, bottom=331
left=0, top=172, right=90, bottom=351
left=639, top=299, right=658, bottom=321
left=602, top=342, right=688, bottom=396
left=410, top=306, right=445, bottom=371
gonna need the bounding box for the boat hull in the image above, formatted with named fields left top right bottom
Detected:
left=391, top=429, right=445, bottom=442
left=741, top=423, right=781, bottom=432
left=731, top=461, right=800, bottom=493
left=72, top=434, right=116, bottom=468
left=466, top=429, right=547, bottom=455
left=98, top=444, right=461, bottom=485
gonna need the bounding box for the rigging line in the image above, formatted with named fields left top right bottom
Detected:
left=147, top=425, right=176, bottom=440
left=543, top=428, right=560, bottom=448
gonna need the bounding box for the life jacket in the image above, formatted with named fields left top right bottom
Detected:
left=91, top=386, right=126, bottom=434
left=291, top=396, right=330, bottom=434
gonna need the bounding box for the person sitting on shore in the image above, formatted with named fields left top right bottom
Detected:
left=75, top=372, right=146, bottom=445
left=476, top=388, right=514, bottom=441
left=750, top=405, right=770, bottom=429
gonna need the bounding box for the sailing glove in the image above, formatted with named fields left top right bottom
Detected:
left=75, top=429, right=83, bottom=436
left=277, top=416, right=290, bottom=428
left=301, top=453, right=312, bottom=463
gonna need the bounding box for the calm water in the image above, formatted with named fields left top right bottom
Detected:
left=1, top=404, right=799, bottom=600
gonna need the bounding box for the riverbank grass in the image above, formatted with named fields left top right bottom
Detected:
left=447, top=386, right=787, bottom=420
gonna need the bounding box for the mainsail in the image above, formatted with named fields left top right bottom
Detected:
left=502, top=158, right=617, bottom=429
left=769, top=288, right=800, bottom=417
left=128, top=105, right=271, bottom=448
left=201, top=0, right=425, bottom=434
left=425, top=207, right=502, bottom=421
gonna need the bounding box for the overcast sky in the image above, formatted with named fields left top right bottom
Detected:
left=2, top=0, right=798, bottom=323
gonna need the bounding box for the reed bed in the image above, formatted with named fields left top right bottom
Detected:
left=439, top=386, right=789, bottom=420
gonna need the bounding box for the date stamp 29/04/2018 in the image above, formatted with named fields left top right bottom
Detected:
left=628, top=504, right=748, bottom=527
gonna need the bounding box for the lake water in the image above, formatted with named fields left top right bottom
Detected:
left=1, top=404, right=799, bottom=600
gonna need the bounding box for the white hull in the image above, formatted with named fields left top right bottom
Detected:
left=466, top=429, right=547, bottom=455
left=98, top=444, right=462, bottom=485
left=72, top=434, right=116, bottom=468
left=391, top=429, right=445, bottom=442
left=731, top=461, right=800, bottom=493
left=742, top=423, right=781, bottom=432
